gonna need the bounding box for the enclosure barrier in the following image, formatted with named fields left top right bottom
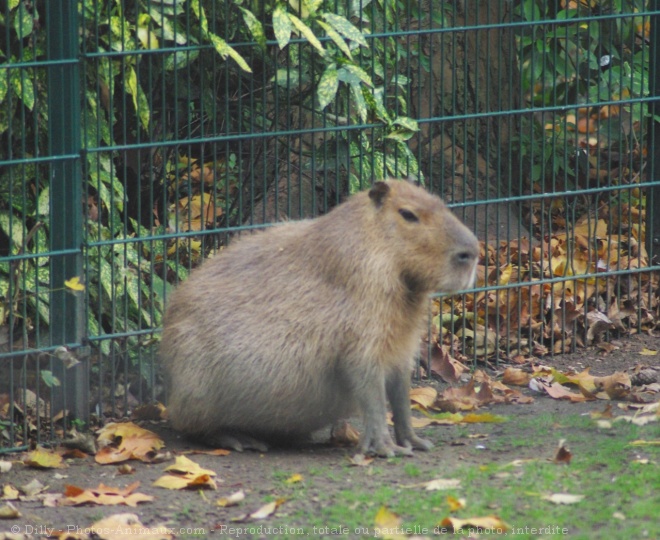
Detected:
left=1, top=1, right=659, bottom=451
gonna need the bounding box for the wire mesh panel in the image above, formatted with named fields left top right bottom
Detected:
left=0, top=0, right=658, bottom=451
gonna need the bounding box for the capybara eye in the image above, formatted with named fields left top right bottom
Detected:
left=457, top=251, right=474, bottom=264
left=398, top=208, right=419, bottom=222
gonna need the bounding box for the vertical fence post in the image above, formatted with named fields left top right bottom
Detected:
left=47, top=1, right=88, bottom=423
left=648, top=1, right=660, bottom=262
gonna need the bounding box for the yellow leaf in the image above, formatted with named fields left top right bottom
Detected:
left=440, top=515, right=510, bottom=532
left=374, top=506, right=405, bottom=539
left=498, top=264, right=512, bottom=285
left=61, top=482, right=154, bottom=507
left=231, top=498, right=286, bottom=521
left=2, top=484, right=19, bottom=500
left=0, top=502, right=20, bottom=519
left=64, top=276, right=85, bottom=291
left=153, top=455, right=218, bottom=491
left=95, top=422, right=165, bottom=464
left=24, top=447, right=65, bottom=469
left=217, top=490, right=245, bottom=507
left=639, top=348, right=658, bottom=356
left=90, top=513, right=173, bottom=540
left=285, top=473, right=303, bottom=484
left=629, top=440, right=660, bottom=446
left=409, top=386, right=437, bottom=408
left=462, top=413, right=507, bottom=424
left=446, top=495, right=466, bottom=512
left=164, top=455, right=216, bottom=477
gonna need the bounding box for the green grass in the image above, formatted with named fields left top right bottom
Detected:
left=258, top=413, right=658, bottom=539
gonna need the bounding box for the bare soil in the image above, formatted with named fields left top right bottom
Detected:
left=2, top=333, right=659, bottom=539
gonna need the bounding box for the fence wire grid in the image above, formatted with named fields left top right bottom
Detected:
left=1, top=0, right=659, bottom=451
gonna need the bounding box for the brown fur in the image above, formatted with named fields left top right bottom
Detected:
left=161, top=179, right=479, bottom=456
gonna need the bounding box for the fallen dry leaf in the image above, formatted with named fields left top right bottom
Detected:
left=552, top=439, right=573, bottom=464
left=23, top=447, right=65, bottom=469
left=374, top=506, right=405, bottom=540
left=593, top=372, right=631, bottom=400
left=403, top=478, right=461, bottom=491
left=0, top=502, right=20, bottom=519
left=446, top=495, right=466, bottom=512
left=628, top=440, right=660, bottom=446
left=117, top=464, right=136, bottom=475
left=590, top=404, right=614, bottom=419
left=330, top=419, right=360, bottom=447
left=131, top=402, right=167, bottom=421
left=47, top=482, right=153, bottom=508
left=285, top=473, right=304, bottom=484
left=429, top=345, right=467, bottom=383
left=231, top=498, right=286, bottom=522
left=217, top=490, right=245, bottom=507
left=347, top=454, right=374, bottom=467
left=502, top=367, right=531, bottom=386
left=2, top=485, right=19, bottom=501
left=461, top=413, right=507, bottom=424
left=542, top=381, right=592, bottom=402
left=153, top=455, right=218, bottom=490
left=542, top=493, right=585, bottom=504
left=188, top=448, right=231, bottom=456
left=88, top=513, right=173, bottom=540
left=439, top=515, right=509, bottom=532
left=95, top=422, right=165, bottom=464
left=409, top=387, right=437, bottom=409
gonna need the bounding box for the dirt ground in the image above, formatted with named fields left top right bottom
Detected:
left=1, top=333, right=659, bottom=539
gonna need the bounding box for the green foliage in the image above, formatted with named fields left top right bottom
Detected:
left=513, top=0, right=650, bottom=186
left=0, top=0, right=424, bottom=383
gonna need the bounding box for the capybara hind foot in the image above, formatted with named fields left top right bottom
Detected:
left=210, top=433, right=269, bottom=453
left=394, top=431, right=433, bottom=452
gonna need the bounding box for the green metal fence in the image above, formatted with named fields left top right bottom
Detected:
left=1, top=0, right=659, bottom=451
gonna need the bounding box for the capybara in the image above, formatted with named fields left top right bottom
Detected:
left=161, top=179, right=479, bottom=457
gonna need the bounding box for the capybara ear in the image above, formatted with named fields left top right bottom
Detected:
left=369, top=182, right=390, bottom=208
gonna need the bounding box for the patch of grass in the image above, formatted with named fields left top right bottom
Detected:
left=403, top=463, right=422, bottom=477
left=263, top=413, right=658, bottom=539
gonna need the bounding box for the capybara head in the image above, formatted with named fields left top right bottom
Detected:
left=366, top=180, right=478, bottom=295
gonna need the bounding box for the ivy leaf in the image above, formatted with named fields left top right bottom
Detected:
left=288, top=13, right=325, bottom=56
left=317, top=67, right=339, bottom=110
left=273, top=5, right=292, bottom=49
left=240, top=8, right=266, bottom=50
left=322, top=13, right=368, bottom=47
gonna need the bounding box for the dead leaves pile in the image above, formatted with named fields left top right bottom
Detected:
left=0, top=420, right=292, bottom=539
left=433, top=204, right=658, bottom=359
